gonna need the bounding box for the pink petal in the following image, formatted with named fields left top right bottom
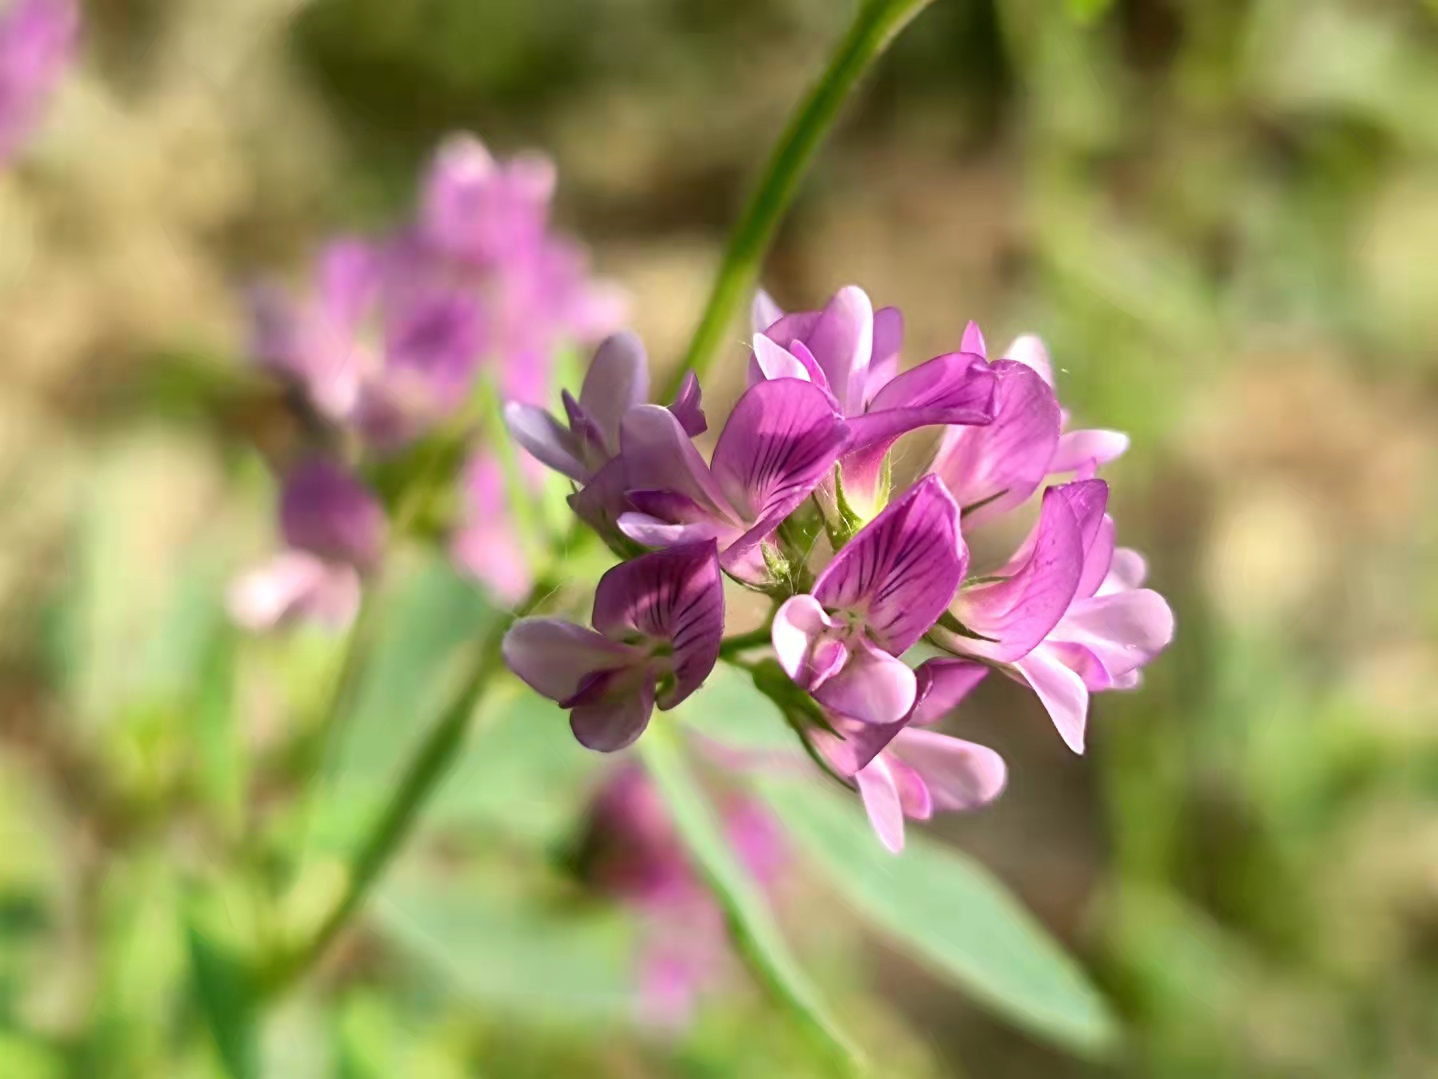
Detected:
left=1103, top=547, right=1149, bottom=592
left=1014, top=647, right=1090, bottom=754
left=813, top=476, right=966, bottom=654
left=807, top=713, right=908, bottom=776
left=960, top=320, right=987, bottom=358
left=570, top=674, right=656, bottom=752
left=709, top=379, right=849, bottom=526
left=909, top=658, right=989, bottom=727
left=855, top=757, right=907, bottom=853
left=668, top=370, right=708, bottom=437
left=502, top=619, right=640, bottom=703
left=1001, top=334, right=1053, bottom=385
left=930, top=360, right=1062, bottom=525
left=279, top=459, right=387, bottom=571
left=579, top=332, right=650, bottom=453
left=864, top=306, right=905, bottom=402
left=771, top=595, right=847, bottom=690
left=1076, top=515, right=1116, bottom=600
left=227, top=552, right=359, bottom=632
left=1050, top=428, right=1130, bottom=476
left=812, top=639, right=917, bottom=727
left=888, top=728, right=1007, bottom=812
left=504, top=401, right=587, bottom=481
left=1052, top=588, right=1175, bottom=684
left=751, top=289, right=784, bottom=333
left=766, top=287, right=874, bottom=416
left=620, top=404, right=735, bottom=523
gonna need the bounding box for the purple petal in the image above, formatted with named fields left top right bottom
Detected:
left=621, top=405, right=734, bottom=523
left=771, top=595, right=847, bottom=691
left=855, top=757, right=908, bottom=853
left=418, top=134, right=555, bottom=267
left=668, top=370, right=708, bottom=437
left=1050, top=428, right=1129, bottom=476
left=504, top=401, right=587, bottom=481
left=813, top=476, right=965, bottom=654
left=1053, top=588, right=1175, bottom=685
left=931, top=360, right=1062, bottom=524
left=812, top=638, right=918, bottom=726
left=1001, top=334, right=1052, bottom=385
left=1014, top=647, right=1090, bottom=754
left=864, top=306, right=905, bottom=400
left=909, top=658, right=989, bottom=727
left=1076, top=515, right=1116, bottom=600
left=766, top=287, right=873, bottom=416
left=888, top=728, right=1007, bottom=812
left=751, top=289, right=784, bottom=333
left=569, top=456, right=632, bottom=547
left=579, top=332, right=650, bottom=453
left=709, top=379, right=849, bottom=527
left=1104, top=547, right=1149, bottom=592
left=749, top=335, right=816, bottom=385
left=570, top=674, right=656, bottom=752
left=450, top=453, right=531, bottom=603
left=960, top=320, right=987, bottom=358
left=227, top=552, right=360, bottom=633
left=955, top=484, right=1084, bottom=662
left=807, top=712, right=908, bottom=776
left=279, top=459, right=386, bottom=570
left=317, top=239, right=385, bottom=333
left=590, top=542, right=724, bottom=709
left=502, top=618, right=641, bottom=703
left=0, top=0, right=78, bottom=161
left=382, top=286, right=485, bottom=407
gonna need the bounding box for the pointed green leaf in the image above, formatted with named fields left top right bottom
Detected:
left=186, top=919, right=258, bottom=1079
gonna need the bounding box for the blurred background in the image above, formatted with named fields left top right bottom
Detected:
left=2, top=0, right=1438, bottom=1075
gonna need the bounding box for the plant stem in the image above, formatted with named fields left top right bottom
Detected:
left=662, top=0, right=939, bottom=400
left=718, top=624, right=774, bottom=658
left=261, top=577, right=554, bottom=995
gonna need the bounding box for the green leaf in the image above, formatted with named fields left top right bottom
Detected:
left=636, top=724, right=866, bottom=1073
left=1065, top=0, right=1115, bottom=24
left=186, top=918, right=258, bottom=1079
left=757, top=775, right=1120, bottom=1056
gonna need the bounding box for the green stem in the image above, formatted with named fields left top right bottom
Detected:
left=662, top=0, right=939, bottom=399
left=718, top=624, right=775, bottom=658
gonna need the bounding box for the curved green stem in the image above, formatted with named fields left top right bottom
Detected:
left=662, top=0, right=939, bottom=400
left=718, top=624, right=775, bottom=658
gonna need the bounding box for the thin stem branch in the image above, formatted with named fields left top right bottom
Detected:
left=717, top=624, right=774, bottom=658
left=661, top=0, right=939, bottom=400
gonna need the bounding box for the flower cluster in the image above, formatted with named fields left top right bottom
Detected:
left=505, top=285, right=1174, bottom=851
left=576, top=765, right=783, bottom=1027
left=231, top=134, right=624, bottom=626
left=0, top=0, right=77, bottom=162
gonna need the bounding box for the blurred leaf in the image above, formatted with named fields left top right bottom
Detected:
left=0, top=1035, right=61, bottom=1079
left=186, top=919, right=258, bottom=1079
left=758, top=774, right=1120, bottom=1057
left=378, top=874, right=635, bottom=1025
left=637, top=724, right=865, bottom=1072
left=1064, top=0, right=1114, bottom=24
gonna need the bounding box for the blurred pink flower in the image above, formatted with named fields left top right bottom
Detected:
left=0, top=0, right=77, bottom=162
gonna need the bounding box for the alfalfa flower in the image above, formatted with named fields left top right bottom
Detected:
left=503, top=542, right=724, bottom=751
left=0, top=0, right=77, bottom=162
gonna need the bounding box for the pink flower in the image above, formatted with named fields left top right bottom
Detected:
left=449, top=452, right=532, bottom=604
left=0, top=0, right=77, bottom=162
left=503, top=543, right=725, bottom=751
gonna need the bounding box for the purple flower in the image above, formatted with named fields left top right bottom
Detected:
left=807, top=658, right=1006, bottom=853
left=931, top=325, right=1126, bottom=524
left=503, top=542, right=724, bottom=751
left=617, top=379, right=849, bottom=585
left=0, top=0, right=76, bottom=163
left=579, top=764, right=784, bottom=1026
left=228, top=460, right=386, bottom=632
left=449, top=452, right=532, bottom=603
left=772, top=477, right=965, bottom=726
left=935, top=478, right=1174, bottom=752
left=752, top=288, right=996, bottom=514
left=418, top=134, right=556, bottom=271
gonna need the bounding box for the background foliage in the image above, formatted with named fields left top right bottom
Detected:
left=1, top=0, right=1436, bottom=1075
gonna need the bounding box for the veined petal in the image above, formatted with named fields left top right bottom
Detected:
left=931, top=360, right=1062, bottom=525
left=621, top=404, right=735, bottom=522
left=1002, top=334, right=1053, bottom=386
left=279, top=459, right=386, bottom=570
left=591, top=542, right=724, bottom=709
left=709, top=379, right=849, bottom=525
left=956, top=484, right=1084, bottom=662
left=503, top=618, right=641, bottom=703
left=751, top=289, right=784, bottom=333
left=888, top=729, right=1007, bottom=812
left=1014, top=647, right=1090, bottom=754
left=580, top=332, right=650, bottom=453
left=1050, top=428, right=1129, bottom=476
left=813, top=476, right=965, bottom=654
left=772, top=595, right=849, bottom=691
left=855, top=757, right=907, bottom=853
left=812, top=639, right=918, bottom=727
left=909, top=658, right=989, bottom=727
left=504, top=401, right=587, bottom=481
left=766, top=287, right=874, bottom=416
left=668, top=370, right=708, bottom=437
left=570, top=674, right=657, bottom=752
left=618, top=513, right=729, bottom=550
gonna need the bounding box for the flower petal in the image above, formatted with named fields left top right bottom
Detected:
left=504, top=401, right=587, bottom=481
left=955, top=484, right=1084, bottom=662
left=812, top=639, right=918, bottom=726
left=1002, top=334, right=1053, bottom=385
left=1052, top=588, right=1175, bottom=685
left=1014, top=647, right=1090, bottom=753
left=668, top=370, right=708, bottom=437
left=813, top=476, right=965, bottom=654
left=748, top=335, right=818, bottom=386
left=1050, top=428, right=1129, bottom=476
left=909, top=658, right=989, bottom=727
left=279, top=459, right=387, bottom=570
left=772, top=595, right=847, bottom=691
left=1103, top=547, right=1149, bottom=592
left=709, top=379, right=849, bottom=526
left=620, top=404, right=734, bottom=523
left=960, top=320, right=987, bottom=358
left=931, top=360, right=1062, bottom=525
left=766, top=287, right=874, bottom=416
left=227, top=552, right=360, bottom=632
left=591, top=542, right=725, bottom=709
left=502, top=618, right=640, bottom=703
left=751, top=289, right=784, bottom=333
left=579, top=332, right=650, bottom=453
left=888, top=728, right=1007, bottom=812
left=855, top=757, right=907, bottom=853
left=807, top=713, right=908, bottom=776
left=450, top=453, right=531, bottom=602
left=570, top=674, right=657, bottom=752
left=864, top=305, right=905, bottom=401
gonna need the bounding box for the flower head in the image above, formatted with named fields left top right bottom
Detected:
left=503, top=542, right=724, bottom=751
left=772, top=477, right=965, bottom=726
left=450, top=452, right=532, bottom=603
left=0, top=0, right=77, bottom=162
